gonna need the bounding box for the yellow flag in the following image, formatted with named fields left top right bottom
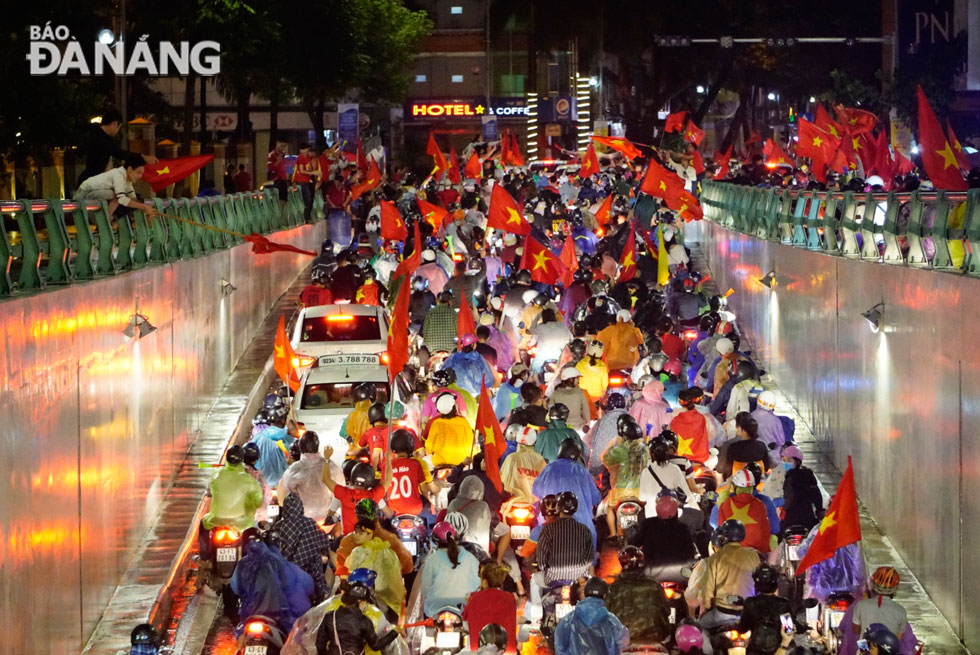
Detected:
left=657, top=223, right=670, bottom=287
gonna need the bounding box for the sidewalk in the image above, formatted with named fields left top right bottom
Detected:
left=693, top=245, right=969, bottom=654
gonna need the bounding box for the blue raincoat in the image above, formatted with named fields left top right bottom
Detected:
left=554, top=597, right=630, bottom=655
left=532, top=458, right=601, bottom=548
left=230, top=540, right=314, bottom=634
left=441, top=350, right=496, bottom=397
left=250, top=424, right=294, bottom=488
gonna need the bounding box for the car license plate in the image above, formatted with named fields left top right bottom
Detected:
left=244, top=647, right=267, bottom=655
left=787, top=545, right=799, bottom=560
left=216, top=547, right=236, bottom=562
left=404, top=540, right=418, bottom=556
left=267, top=505, right=279, bottom=518
left=830, top=610, right=845, bottom=628
left=318, top=354, right=380, bottom=366
left=555, top=603, right=573, bottom=620
left=435, top=632, right=460, bottom=649
left=669, top=607, right=676, bottom=623
left=510, top=525, right=530, bottom=540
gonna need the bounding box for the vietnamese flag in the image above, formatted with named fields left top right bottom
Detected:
left=448, top=145, right=462, bottom=185
left=836, top=130, right=860, bottom=172
left=580, top=142, right=601, bottom=178
left=392, top=222, right=422, bottom=282
left=834, top=105, right=877, bottom=135
left=426, top=132, right=449, bottom=178
left=142, top=154, right=214, bottom=192
left=691, top=150, right=706, bottom=176
left=520, top=235, right=566, bottom=285
left=273, top=315, right=301, bottom=392
left=486, top=183, right=531, bottom=235
left=640, top=159, right=685, bottom=200
left=464, top=151, right=482, bottom=179
left=618, top=229, right=638, bottom=282
left=387, top=273, right=412, bottom=379
left=379, top=200, right=408, bottom=242
left=713, top=145, right=732, bottom=180
left=592, top=135, right=643, bottom=160
left=815, top=105, right=844, bottom=140
left=892, top=149, right=914, bottom=177
left=357, top=138, right=369, bottom=173
left=350, top=159, right=383, bottom=200
left=664, top=111, right=688, bottom=133
left=499, top=129, right=512, bottom=165
left=946, top=120, right=971, bottom=171
left=665, top=189, right=704, bottom=222
left=795, top=457, right=862, bottom=576
left=797, top=119, right=839, bottom=163
left=244, top=234, right=317, bottom=257
left=683, top=121, right=705, bottom=147
left=916, top=86, right=967, bottom=191
left=457, top=288, right=477, bottom=340
left=509, top=132, right=525, bottom=167
left=764, top=139, right=792, bottom=167
left=416, top=197, right=450, bottom=232
left=558, top=234, right=577, bottom=288
left=476, top=381, right=504, bottom=493
left=593, top=193, right=614, bottom=227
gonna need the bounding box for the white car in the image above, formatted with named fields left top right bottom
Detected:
left=289, top=304, right=389, bottom=375
left=291, top=353, right=411, bottom=469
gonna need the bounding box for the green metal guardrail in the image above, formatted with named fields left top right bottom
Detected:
left=701, top=181, right=980, bottom=276
left=0, top=184, right=326, bottom=298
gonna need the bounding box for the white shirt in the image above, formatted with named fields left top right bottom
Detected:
left=75, top=166, right=136, bottom=206
left=638, top=460, right=696, bottom=508
left=852, top=595, right=908, bottom=636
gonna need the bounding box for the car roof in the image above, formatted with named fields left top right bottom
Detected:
left=300, top=304, right=382, bottom=319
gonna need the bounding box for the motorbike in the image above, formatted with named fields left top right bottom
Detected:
left=237, top=615, right=286, bottom=655
left=779, top=525, right=810, bottom=609
left=541, top=581, right=580, bottom=651
left=505, top=501, right=536, bottom=547
left=707, top=595, right=747, bottom=655
left=818, top=592, right=854, bottom=655
left=615, top=498, right=645, bottom=544
left=658, top=580, right=688, bottom=627
left=416, top=606, right=467, bottom=655
left=393, top=514, right=429, bottom=567
left=207, top=526, right=243, bottom=590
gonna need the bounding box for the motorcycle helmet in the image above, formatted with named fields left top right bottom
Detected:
left=557, top=490, right=579, bottom=515
left=435, top=392, right=458, bottom=416
left=649, top=433, right=678, bottom=461
left=618, top=545, right=645, bottom=570
left=540, top=494, right=560, bottom=518
left=515, top=269, right=532, bottom=286
left=264, top=392, right=285, bottom=412
left=699, top=312, right=721, bottom=334
left=573, top=268, right=594, bottom=284
left=757, top=390, right=777, bottom=411
left=478, top=623, right=508, bottom=650
left=367, top=402, right=387, bottom=425
left=559, top=367, right=582, bottom=382
left=711, top=519, right=746, bottom=549
left=584, top=577, right=609, bottom=599
left=674, top=624, right=704, bottom=653
left=752, top=564, right=780, bottom=594
left=731, top=468, right=757, bottom=489
left=586, top=339, right=605, bottom=358
left=390, top=429, right=415, bottom=455
left=734, top=360, right=758, bottom=384
left=865, top=628, right=901, bottom=655
left=645, top=335, right=663, bottom=355
left=521, top=289, right=539, bottom=304
left=532, top=293, right=549, bottom=307
left=458, top=333, right=478, bottom=348
left=431, top=521, right=458, bottom=547
left=300, top=431, right=320, bottom=454
left=648, top=352, right=669, bottom=373
left=568, top=339, right=587, bottom=360
left=131, top=624, right=157, bottom=646
left=548, top=403, right=570, bottom=423
left=557, top=438, right=583, bottom=461
left=655, top=317, right=674, bottom=336
left=242, top=442, right=261, bottom=467
left=412, top=276, right=428, bottom=291
left=716, top=337, right=735, bottom=355
left=352, top=382, right=377, bottom=403
left=225, top=445, right=245, bottom=465
left=432, top=369, right=456, bottom=388
left=664, top=357, right=683, bottom=376
left=709, top=294, right=728, bottom=312
left=355, top=498, right=380, bottom=523
left=515, top=425, right=538, bottom=446
left=504, top=423, right=524, bottom=443
left=348, top=567, right=377, bottom=600
left=616, top=414, right=642, bottom=440
left=264, top=527, right=282, bottom=550
left=870, top=566, right=901, bottom=596
left=446, top=511, right=469, bottom=538
left=349, top=462, right=378, bottom=489
left=361, top=266, right=377, bottom=281
left=605, top=392, right=626, bottom=411
left=252, top=408, right=272, bottom=427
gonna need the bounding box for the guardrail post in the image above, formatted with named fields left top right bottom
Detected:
left=88, top=201, right=118, bottom=275
left=839, top=191, right=861, bottom=257
left=115, top=211, right=135, bottom=271
left=312, top=187, right=325, bottom=221
left=904, top=190, right=930, bottom=267
left=805, top=192, right=823, bottom=251
left=778, top=190, right=794, bottom=244
left=0, top=211, right=13, bottom=295
left=11, top=201, right=43, bottom=291
left=43, top=203, right=72, bottom=283
left=880, top=192, right=904, bottom=264
left=70, top=202, right=95, bottom=278
left=175, top=198, right=203, bottom=256
left=820, top=192, right=842, bottom=255
left=152, top=198, right=181, bottom=260
left=792, top=192, right=808, bottom=247
left=859, top=194, right=884, bottom=260
left=926, top=191, right=955, bottom=270
left=962, top=189, right=980, bottom=276
left=131, top=209, right=151, bottom=266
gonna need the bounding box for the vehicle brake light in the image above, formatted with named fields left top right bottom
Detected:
left=683, top=330, right=698, bottom=340
left=561, top=586, right=571, bottom=601
left=380, top=351, right=390, bottom=365
left=246, top=621, right=266, bottom=635
left=662, top=587, right=678, bottom=599
left=511, top=507, right=532, bottom=521
left=609, top=375, right=624, bottom=385
left=214, top=529, right=240, bottom=543
left=452, top=253, right=464, bottom=262
left=296, top=423, right=306, bottom=438
left=292, top=354, right=316, bottom=368
left=326, top=315, right=354, bottom=323
left=787, top=535, right=804, bottom=545
left=725, top=630, right=746, bottom=640
left=619, top=503, right=638, bottom=515
left=596, top=228, right=605, bottom=237
left=831, top=599, right=850, bottom=610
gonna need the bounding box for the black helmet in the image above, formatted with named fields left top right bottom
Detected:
left=649, top=430, right=678, bottom=460
left=252, top=408, right=272, bottom=426
left=540, top=494, right=561, bottom=518
left=299, top=431, right=320, bottom=454
left=752, top=564, right=780, bottom=594
left=573, top=268, right=594, bottom=284
left=699, top=312, right=721, bottom=334
left=568, top=339, right=587, bottom=359
left=349, top=462, right=377, bottom=488
left=367, top=402, right=387, bottom=424
left=225, top=445, right=245, bottom=465
left=390, top=429, right=415, bottom=455
left=311, top=264, right=331, bottom=284
left=617, top=414, right=643, bottom=441
left=264, top=526, right=282, bottom=550
left=515, top=269, right=532, bottom=285
left=355, top=498, right=380, bottom=522
left=320, top=238, right=334, bottom=254
left=605, top=392, right=626, bottom=411
left=289, top=440, right=302, bottom=462
left=131, top=624, right=157, bottom=646
left=656, top=317, right=674, bottom=335
left=734, top=360, right=758, bottom=384
left=532, top=293, right=549, bottom=307
left=866, top=628, right=901, bottom=655
left=242, top=442, right=261, bottom=467
left=362, top=266, right=377, bottom=280
left=712, top=519, right=746, bottom=549
left=352, top=382, right=377, bottom=403
left=645, top=335, right=663, bottom=355
left=557, top=490, right=579, bottom=515
left=557, top=438, right=583, bottom=461
left=708, top=294, right=727, bottom=312
left=479, top=623, right=509, bottom=650
left=432, top=369, right=456, bottom=388
left=584, top=577, right=609, bottom=599
left=548, top=403, right=570, bottom=423
left=618, top=545, right=645, bottom=571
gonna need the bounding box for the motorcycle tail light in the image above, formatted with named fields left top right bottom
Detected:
left=246, top=621, right=266, bottom=635
left=296, top=423, right=306, bottom=438
left=725, top=630, right=740, bottom=640
left=619, top=503, right=638, bottom=515
left=683, top=330, right=698, bottom=340
left=831, top=599, right=850, bottom=610
left=214, top=529, right=240, bottom=543
left=511, top=507, right=532, bottom=521
left=380, top=351, right=390, bottom=365
left=561, top=586, right=571, bottom=601
left=787, top=535, right=804, bottom=545
left=609, top=375, right=624, bottom=385
left=662, top=587, right=678, bottom=599
left=398, top=518, right=416, bottom=530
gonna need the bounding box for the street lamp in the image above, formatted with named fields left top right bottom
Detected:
left=696, top=85, right=706, bottom=94
left=758, top=271, right=776, bottom=289
left=862, top=303, right=884, bottom=333
left=589, top=76, right=599, bottom=87
left=767, top=92, right=777, bottom=101
left=98, top=29, right=115, bottom=45
left=809, top=96, right=816, bottom=103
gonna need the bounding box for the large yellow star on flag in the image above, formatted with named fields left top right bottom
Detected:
left=482, top=425, right=495, bottom=445
left=273, top=342, right=285, bottom=359
left=532, top=249, right=552, bottom=272
left=622, top=251, right=635, bottom=268
left=811, top=136, right=824, bottom=147
left=848, top=117, right=858, bottom=125
left=936, top=142, right=959, bottom=169
left=658, top=180, right=667, bottom=191
left=852, top=137, right=861, bottom=150
left=728, top=500, right=758, bottom=526
left=827, top=125, right=839, bottom=138
left=506, top=207, right=524, bottom=226
left=395, top=217, right=403, bottom=227
left=676, top=435, right=694, bottom=457
left=355, top=288, right=366, bottom=302
left=818, top=510, right=837, bottom=534
left=953, top=139, right=964, bottom=153
left=367, top=177, right=376, bottom=185
left=155, top=166, right=170, bottom=174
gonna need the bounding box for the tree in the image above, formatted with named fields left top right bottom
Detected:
left=352, top=0, right=432, bottom=103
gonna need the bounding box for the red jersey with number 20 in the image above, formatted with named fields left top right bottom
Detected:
left=387, top=456, right=432, bottom=515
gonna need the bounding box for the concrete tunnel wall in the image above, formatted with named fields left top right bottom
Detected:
left=698, top=220, right=980, bottom=650
left=0, top=221, right=324, bottom=655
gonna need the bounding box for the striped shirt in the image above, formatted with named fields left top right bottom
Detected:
left=537, top=517, right=595, bottom=584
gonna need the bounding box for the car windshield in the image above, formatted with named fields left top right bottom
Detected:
left=301, top=314, right=381, bottom=342
left=301, top=382, right=390, bottom=410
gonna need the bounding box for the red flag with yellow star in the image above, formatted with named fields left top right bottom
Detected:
left=665, top=189, right=704, bottom=222
left=591, top=135, right=643, bottom=161
left=509, top=132, right=525, bottom=167
left=387, top=272, right=411, bottom=379
left=457, top=289, right=477, bottom=340
left=795, top=456, right=862, bottom=576
left=668, top=410, right=709, bottom=463
left=475, top=381, right=504, bottom=493
left=464, top=151, right=482, bottom=179
left=273, top=315, right=301, bottom=392
left=580, top=142, right=601, bottom=178
left=350, top=159, right=383, bottom=200
left=142, top=154, right=214, bottom=191
left=796, top=119, right=838, bottom=163
left=427, top=132, right=449, bottom=179
left=448, top=145, right=462, bottom=185
left=834, top=105, right=877, bottom=135
left=713, top=145, right=733, bottom=180
left=392, top=222, right=422, bottom=282
left=618, top=229, right=638, bottom=282
left=640, top=159, right=685, bottom=201
left=416, top=197, right=449, bottom=232
left=487, top=183, right=531, bottom=235
left=683, top=121, right=705, bottom=146
left=946, top=120, right=971, bottom=171
left=520, top=235, right=566, bottom=285
left=558, top=235, right=577, bottom=288
left=717, top=493, right=773, bottom=553
left=379, top=200, right=408, bottom=242
left=593, top=193, right=614, bottom=227
left=814, top=105, right=845, bottom=141
left=916, top=86, right=967, bottom=191
left=764, top=139, right=793, bottom=168
left=664, top=111, right=688, bottom=134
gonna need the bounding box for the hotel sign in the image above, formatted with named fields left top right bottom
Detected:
left=406, top=97, right=528, bottom=121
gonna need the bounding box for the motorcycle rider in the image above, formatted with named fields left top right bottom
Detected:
left=561, top=268, right=594, bottom=326
left=575, top=339, right=611, bottom=402
left=715, top=469, right=774, bottom=554
left=851, top=567, right=907, bottom=640
left=717, top=412, right=771, bottom=480
left=637, top=493, right=699, bottom=579
left=596, top=309, right=645, bottom=371
left=752, top=390, right=793, bottom=451
left=554, top=577, right=630, bottom=655
left=421, top=290, right=458, bottom=356
left=684, top=519, right=760, bottom=630
left=533, top=440, right=601, bottom=547
left=231, top=531, right=315, bottom=634
left=479, top=312, right=517, bottom=375
left=417, top=249, right=449, bottom=295
left=605, top=546, right=672, bottom=644
left=386, top=429, right=439, bottom=521
left=778, top=445, right=824, bottom=532
left=342, top=383, right=377, bottom=446
left=313, top=576, right=402, bottom=655
left=249, top=408, right=293, bottom=488
left=446, top=476, right=493, bottom=554
left=602, top=414, right=650, bottom=541
left=858, top=627, right=902, bottom=655
left=425, top=392, right=475, bottom=466
left=300, top=266, right=335, bottom=308
left=461, top=564, right=518, bottom=653
left=535, top=403, right=587, bottom=463
left=441, top=333, right=497, bottom=396
left=669, top=387, right=712, bottom=464
left=500, top=425, right=546, bottom=504
left=328, top=250, right=363, bottom=303
left=628, top=378, right=672, bottom=439
left=322, top=454, right=391, bottom=535
left=656, top=317, right=687, bottom=362
left=356, top=403, right=393, bottom=469
left=343, top=518, right=406, bottom=622
left=738, top=564, right=794, bottom=633
left=335, top=498, right=414, bottom=578
left=418, top=522, right=481, bottom=618
left=422, top=368, right=469, bottom=429
left=278, top=432, right=343, bottom=524
left=353, top=267, right=386, bottom=306
left=493, top=362, right=529, bottom=422
left=586, top=393, right=628, bottom=478
left=550, top=367, right=593, bottom=432
left=200, top=445, right=263, bottom=558
left=529, top=309, right=573, bottom=373
left=278, top=492, right=333, bottom=603
left=409, top=276, right=436, bottom=329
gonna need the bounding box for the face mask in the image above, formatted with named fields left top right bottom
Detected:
left=782, top=461, right=793, bottom=472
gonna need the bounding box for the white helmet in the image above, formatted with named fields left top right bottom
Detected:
left=560, top=367, right=582, bottom=381
left=503, top=233, right=517, bottom=246
left=716, top=337, right=734, bottom=355
left=478, top=312, right=495, bottom=326
left=616, top=309, right=632, bottom=322
left=516, top=425, right=538, bottom=446
left=866, top=175, right=885, bottom=188
left=757, top=390, right=777, bottom=411
left=586, top=339, right=605, bottom=358
left=422, top=249, right=436, bottom=262
left=732, top=468, right=756, bottom=489
left=522, top=289, right=539, bottom=304
left=490, top=296, right=504, bottom=311
left=435, top=392, right=457, bottom=416
left=505, top=423, right=524, bottom=442
left=446, top=511, right=469, bottom=538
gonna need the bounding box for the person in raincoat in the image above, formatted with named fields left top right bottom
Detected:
left=278, top=492, right=332, bottom=603
left=425, top=392, right=476, bottom=467
left=575, top=340, right=610, bottom=402
left=418, top=522, right=482, bottom=618
left=534, top=403, right=587, bottom=463
left=249, top=410, right=294, bottom=488
left=440, top=333, right=496, bottom=397
left=751, top=390, right=792, bottom=451
left=601, top=415, right=650, bottom=539
left=554, top=577, right=630, bottom=655
left=341, top=383, right=376, bottom=445
left=446, top=475, right=492, bottom=554
left=500, top=425, right=546, bottom=504
left=344, top=519, right=406, bottom=622
left=605, top=547, right=671, bottom=644
left=596, top=310, right=645, bottom=371
left=200, top=445, right=263, bottom=559
left=550, top=368, right=593, bottom=432
left=586, top=392, right=628, bottom=477
left=532, top=439, right=601, bottom=549
left=277, top=432, right=344, bottom=524
left=479, top=313, right=516, bottom=375
left=231, top=538, right=314, bottom=634
left=628, top=379, right=672, bottom=439
left=492, top=363, right=528, bottom=422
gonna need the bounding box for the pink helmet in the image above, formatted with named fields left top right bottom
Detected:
left=675, top=624, right=703, bottom=652
left=781, top=444, right=804, bottom=463
left=458, top=333, right=478, bottom=348
left=664, top=357, right=682, bottom=376
left=431, top=521, right=457, bottom=547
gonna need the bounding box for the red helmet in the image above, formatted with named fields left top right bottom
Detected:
left=664, top=357, right=682, bottom=376
left=870, top=566, right=900, bottom=595
left=431, top=521, right=458, bottom=547
left=617, top=545, right=645, bottom=570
